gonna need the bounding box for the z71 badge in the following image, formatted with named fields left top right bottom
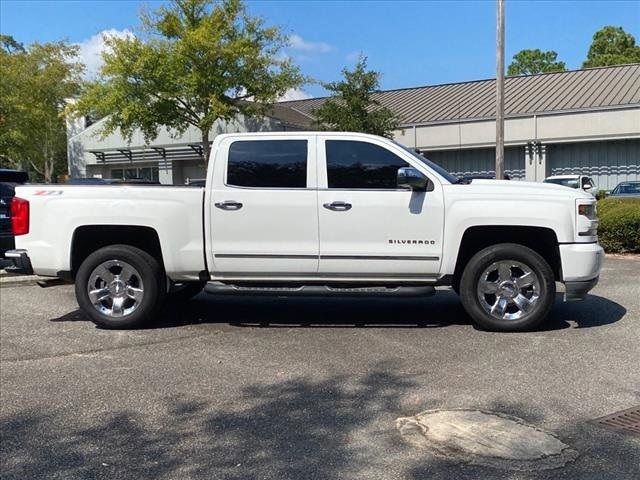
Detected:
left=33, top=190, right=64, bottom=196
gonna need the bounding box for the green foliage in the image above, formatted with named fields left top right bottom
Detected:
left=74, top=0, right=305, bottom=161
left=313, top=56, right=399, bottom=138
left=507, top=49, right=566, bottom=76
left=597, top=198, right=640, bottom=253
left=583, top=26, right=640, bottom=68
left=0, top=35, right=82, bottom=182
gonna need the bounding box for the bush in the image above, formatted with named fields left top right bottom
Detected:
left=597, top=198, right=640, bottom=253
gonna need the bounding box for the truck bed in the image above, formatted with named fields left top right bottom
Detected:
left=13, top=184, right=206, bottom=279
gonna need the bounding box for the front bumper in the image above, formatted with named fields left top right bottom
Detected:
left=559, top=242, right=603, bottom=301
left=565, top=276, right=599, bottom=301
left=3, top=249, right=34, bottom=275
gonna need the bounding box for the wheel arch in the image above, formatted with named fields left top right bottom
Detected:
left=452, top=226, right=561, bottom=291
left=69, top=225, right=164, bottom=279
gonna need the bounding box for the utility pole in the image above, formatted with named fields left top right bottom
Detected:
left=495, top=0, right=505, bottom=179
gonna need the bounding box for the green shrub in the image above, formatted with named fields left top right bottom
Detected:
left=597, top=198, right=640, bottom=253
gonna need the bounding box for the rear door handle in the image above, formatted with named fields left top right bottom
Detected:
left=323, top=201, right=352, bottom=211
left=215, top=201, right=243, bottom=210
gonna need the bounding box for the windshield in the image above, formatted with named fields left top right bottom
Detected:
left=544, top=178, right=579, bottom=188
left=396, top=143, right=459, bottom=184
left=612, top=182, right=640, bottom=195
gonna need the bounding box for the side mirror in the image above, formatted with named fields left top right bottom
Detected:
left=581, top=178, right=592, bottom=190
left=397, top=167, right=431, bottom=192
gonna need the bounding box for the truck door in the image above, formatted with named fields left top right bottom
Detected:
left=209, top=135, right=319, bottom=274
left=316, top=136, right=444, bottom=276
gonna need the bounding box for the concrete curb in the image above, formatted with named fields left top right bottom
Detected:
left=0, top=271, right=51, bottom=287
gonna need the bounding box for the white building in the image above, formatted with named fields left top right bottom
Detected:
left=67, top=105, right=313, bottom=184
left=68, top=64, right=640, bottom=189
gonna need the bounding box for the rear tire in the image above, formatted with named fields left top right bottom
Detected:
left=75, top=245, right=166, bottom=329
left=459, top=243, right=555, bottom=332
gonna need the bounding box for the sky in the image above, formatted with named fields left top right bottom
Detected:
left=1, top=0, right=639, bottom=99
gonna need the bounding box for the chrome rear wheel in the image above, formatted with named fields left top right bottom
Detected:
left=87, top=260, right=145, bottom=317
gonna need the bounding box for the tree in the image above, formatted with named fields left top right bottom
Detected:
left=583, top=26, right=640, bottom=68
left=507, top=49, right=566, bottom=76
left=0, top=36, right=82, bottom=182
left=313, top=56, right=399, bottom=138
left=74, top=0, right=305, bottom=163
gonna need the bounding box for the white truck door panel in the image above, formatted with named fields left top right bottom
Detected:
left=209, top=137, right=319, bottom=274
left=317, top=137, right=444, bottom=275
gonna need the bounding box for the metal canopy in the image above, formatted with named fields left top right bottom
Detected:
left=89, top=144, right=209, bottom=164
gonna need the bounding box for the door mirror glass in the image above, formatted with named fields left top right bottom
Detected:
left=397, top=167, right=429, bottom=191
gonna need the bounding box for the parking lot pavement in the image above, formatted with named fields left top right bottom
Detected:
left=1, top=256, right=639, bottom=480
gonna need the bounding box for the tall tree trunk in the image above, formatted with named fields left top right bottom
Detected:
left=201, top=129, right=211, bottom=166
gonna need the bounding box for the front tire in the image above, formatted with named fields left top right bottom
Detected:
left=75, top=245, right=166, bottom=329
left=459, top=243, right=555, bottom=332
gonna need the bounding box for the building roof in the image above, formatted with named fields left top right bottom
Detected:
left=267, top=103, right=315, bottom=129
left=279, top=64, right=640, bottom=126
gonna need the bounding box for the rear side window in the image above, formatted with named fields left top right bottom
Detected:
left=227, top=140, right=307, bottom=188
left=326, top=140, right=409, bottom=189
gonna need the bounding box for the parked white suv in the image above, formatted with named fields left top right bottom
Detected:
left=544, top=174, right=595, bottom=195
left=6, top=132, right=603, bottom=331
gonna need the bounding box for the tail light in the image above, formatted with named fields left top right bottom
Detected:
left=10, top=197, right=29, bottom=235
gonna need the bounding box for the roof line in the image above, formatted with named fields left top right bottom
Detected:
left=277, top=63, right=640, bottom=103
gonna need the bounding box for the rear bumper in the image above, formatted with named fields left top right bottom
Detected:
left=3, top=249, right=34, bottom=275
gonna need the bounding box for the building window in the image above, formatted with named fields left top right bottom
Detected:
left=227, top=140, right=307, bottom=188
left=326, top=140, right=410, bottom=189
left=111, top=167, right=159, bottom=182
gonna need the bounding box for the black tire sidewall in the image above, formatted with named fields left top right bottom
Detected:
left=460, top=243, right=556, bottom=332
left=75, top=245, right=165, bottom=329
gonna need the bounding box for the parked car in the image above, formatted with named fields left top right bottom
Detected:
left=5, top=132, right=602, bottom=332
left=608, top=181, right=640, bottom=198
left=544, top=174, right=595, bottom=194
left=0, top=169, right=29, bottom=269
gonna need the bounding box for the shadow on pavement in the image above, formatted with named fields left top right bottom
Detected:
left=2, top=366, right=639, bottom=480
left=51, top=290, right=626, bottom=331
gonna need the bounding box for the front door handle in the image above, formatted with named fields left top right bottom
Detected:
left=215, top=200, right=243, bottom=211
left=323, top=201, right=352, bottom=211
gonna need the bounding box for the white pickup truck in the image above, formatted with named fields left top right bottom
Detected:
left=5, top=132, right=603, bottom=331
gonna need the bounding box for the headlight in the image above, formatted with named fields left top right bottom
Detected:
left=576, top=201, right=598, bottom=237
left=578, top=203, right=596, bottom=220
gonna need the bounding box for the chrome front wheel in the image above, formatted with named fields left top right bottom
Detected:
left=476, top=260, right=540, bottom=321
left=460, top=243, right=556, bottom=332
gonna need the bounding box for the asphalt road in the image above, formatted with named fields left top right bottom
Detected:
left=1, top=256, right=639, bottom=479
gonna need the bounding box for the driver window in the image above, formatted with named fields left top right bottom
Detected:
left=325, top=140, right=410, bottom=189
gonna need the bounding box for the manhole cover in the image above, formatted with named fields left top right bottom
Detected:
left=396, top=409, right=577, bottom=471
left=592, top=406, right=640, bottom=435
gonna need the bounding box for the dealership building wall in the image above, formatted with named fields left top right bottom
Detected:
left=66, top=106, right=313, bottom=184
left=282, top=64, right=640, bottom=191
left=68, top=64, right=640, bottom=189
left=392, top=108, right=640, bottom=189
